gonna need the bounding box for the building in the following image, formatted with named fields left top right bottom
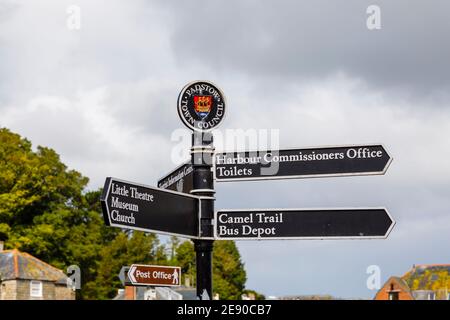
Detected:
left=374, top=277, right=414, bottom=300
left=114, top=286, right=196, bottom=300
left=0, top=244, right=75, bottom=300
left=375, top=264, right=450, bottom=300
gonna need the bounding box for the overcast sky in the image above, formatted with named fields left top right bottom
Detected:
left=1, top=0, right=449, bottom=299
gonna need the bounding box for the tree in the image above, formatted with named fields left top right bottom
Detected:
left=242, top=289, right=266, bottom=300
left=0, top=128, right=88, bottom=241
left=0, top=127, right=259, bottom=300
left=0, top=128, right=166, bottom=299
left=212, top=240, right=247, bottom=300
left=174, top=240, right=248, bottom=299
left=174, top=240, right=196, bottom=287
left=83, top=231, right=167, bottom=299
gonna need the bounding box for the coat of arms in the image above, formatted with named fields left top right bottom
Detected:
left=193, top=95, right=212, bottom=119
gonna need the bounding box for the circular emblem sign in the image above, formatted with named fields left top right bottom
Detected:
left=177, top=81, right=226, bottom=131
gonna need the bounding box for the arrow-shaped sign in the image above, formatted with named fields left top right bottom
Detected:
left=157, top=161, right=193, bottom=194
left=101, top=177, right=201, bottom=238
left=215, top=208, right=395, bottom=240
left=127, top=264, right=181, bottom=287
left=215, top=144, right=392, bottom=182
left=128, top=265, right=137, bottom=283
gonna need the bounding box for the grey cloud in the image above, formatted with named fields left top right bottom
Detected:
left=103, top=81, right=185, bottom=138
left=164, top=0, right=450, bottom=96
left=1, top=0, right=449, bottom=299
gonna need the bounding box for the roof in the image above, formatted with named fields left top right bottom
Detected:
left=388, top=276, right=411, bottom=292
left=403, top=264, right=450, bottom=276
left=374, top=276, right=414, bottom=300
left=402, top=264, right=450, bottom=291
left=0, top=249, right=68, bottom=284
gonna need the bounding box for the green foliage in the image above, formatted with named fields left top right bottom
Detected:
left=174, top=239, right=251, bottom=300
left=0, top=127, right=261, bottom=300
left=242, top=289, right=266, bottom=300
left=173, top=240, right=196, bottom=287
left=83, top=231, right=167, bottom=299
left=0, top=223, right=10, bottom=240
left=0, top=128, right=87, bottom=234
left=213, top=240, right=247, bottom=300
left=0, top=128, right=165, bottom=299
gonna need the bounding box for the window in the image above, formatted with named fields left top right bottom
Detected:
left=30, top=281, right=43, bottom=298
left=388, top=283, right=399, bottom=300
left=389, top=292, right=399, bottom=300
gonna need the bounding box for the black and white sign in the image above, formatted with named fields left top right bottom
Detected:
left=215, top=208, right=395, bottom=240
left=214, top=145, right=392, bottom=181
left=100, top=81, right=397, bottom=300
left=177, top=81, right=226, bottom=131
left=157, top=161, right=193, bottom=194
left=101, top=177, right=200, bottom=238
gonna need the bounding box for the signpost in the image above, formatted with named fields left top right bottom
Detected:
left=128, top=264, right=181, bottom=287
left=176, top=80, right=227, bottom=300
left=215, top=145, right=392, bottom=182
left=100, top=80, right=395, bottom=300
left=101, top=177, right=201, bottom=238
left=214, top=208, right=395, bottom=240
left=158, top=161, right=193, bottom=194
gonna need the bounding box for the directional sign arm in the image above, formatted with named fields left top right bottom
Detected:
left=101, top=177, right=201, bottom=238
left=215, top=144, right=393, bottom=182
left=128, top=265, right=137, bottom=284
left=127, top=264, right=182, bottom=287
left=157, top=161, right=193, bottom=194
left=215, top=208, right=395, bottom=240
left=100, top=177, right=112, bottom=226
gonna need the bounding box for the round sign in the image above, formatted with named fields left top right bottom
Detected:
left=177, top=80, right=226, bottom=131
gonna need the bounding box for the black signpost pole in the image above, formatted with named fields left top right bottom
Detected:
left=191, top=130, right=215, bottom=300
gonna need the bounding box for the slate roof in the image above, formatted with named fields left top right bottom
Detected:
left=0, top=249, right=68, bottom=284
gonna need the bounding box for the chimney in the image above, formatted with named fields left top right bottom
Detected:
left=124, top=286, right=136, bottom=300
left=0, top=241, right=4, bottom=252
